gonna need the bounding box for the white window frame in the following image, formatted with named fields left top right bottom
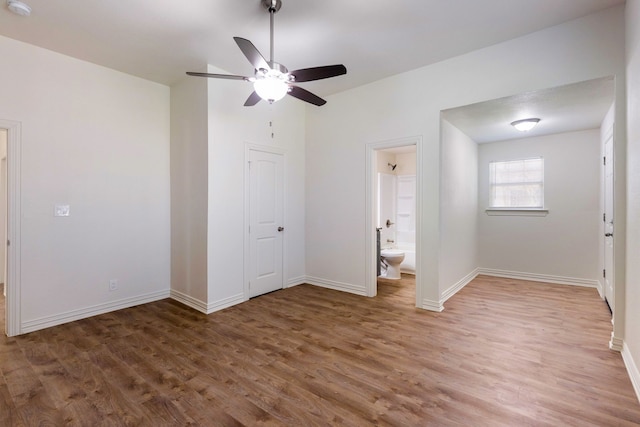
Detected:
left=486, top=157, right=548, bottom=217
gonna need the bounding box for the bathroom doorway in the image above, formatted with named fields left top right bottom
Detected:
left=365, top=136, right=422, bottom=307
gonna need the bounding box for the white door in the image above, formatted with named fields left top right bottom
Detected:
left=604, top=131, right=614, bottom=312
left=249, top=149, right=284, bottom=298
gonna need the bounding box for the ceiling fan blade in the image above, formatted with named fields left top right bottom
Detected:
left=233, top=37, right=270, bottom=71
left=186, top=72, right=250, bottom=81
left=288, top=86, right=326, bottom=106
left=290, top=65, right=347, bottom=83
left=244, top=91, right=262, bottom=107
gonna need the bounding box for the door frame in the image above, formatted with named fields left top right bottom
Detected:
left=365, top=136, right=423, bottom=306
left=602, top=124, right=614, bottom=311
left=243, top=143, right=286, bottom=301
left=0, top=119, right=22, bottom=337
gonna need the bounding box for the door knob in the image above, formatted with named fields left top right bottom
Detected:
left=605, top=233, right=613, bottom=237
left=278, top=226, right=284, bottom=232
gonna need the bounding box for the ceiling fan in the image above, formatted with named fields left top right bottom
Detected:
left=186, top=0, right=347, bottom=107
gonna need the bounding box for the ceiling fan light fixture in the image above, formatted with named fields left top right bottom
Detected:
left=253, top=70, right=290, bottom=103
left=511, top=118, right=540, bottom=132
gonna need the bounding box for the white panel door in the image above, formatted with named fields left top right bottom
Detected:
left=604, top=132, right=614, bottom=312
left=249, top=150, right=284, bottom=298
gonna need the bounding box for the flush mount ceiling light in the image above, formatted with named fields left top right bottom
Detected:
left=7, top=0, right=31, bottom=16
left=511, top=118, right=541, bottom=132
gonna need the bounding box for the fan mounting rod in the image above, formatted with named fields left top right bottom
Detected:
left=262, top=0, right=282, bottom=63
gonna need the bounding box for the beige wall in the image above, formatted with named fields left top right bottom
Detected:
left=396, top=152, right=416, bottom=175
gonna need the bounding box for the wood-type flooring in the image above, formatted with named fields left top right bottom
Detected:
left=1, top=276, right=640, bottom=426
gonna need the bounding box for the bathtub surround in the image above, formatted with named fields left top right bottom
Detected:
left=396, top=174, right=416, bottom=274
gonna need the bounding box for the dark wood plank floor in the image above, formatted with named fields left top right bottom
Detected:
left=1, top=276, right=640, bottom=426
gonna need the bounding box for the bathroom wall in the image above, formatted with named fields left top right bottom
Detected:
left=376, top=151, right=396, bottom=176
left=396, top=152, right=416, bottom=175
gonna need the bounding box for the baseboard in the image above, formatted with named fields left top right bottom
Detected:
left=596, top=279, right=605, bottom=299
left=305, top=276, right=366, bottom=296
left=477, top=268, right=600, bottom=288
left=170, top=290, right=245, bottom=315
left=21, top=289, right=170, bottom=334
left=286, top=276, right=306, bottom=288
left=610, top=333, right=624, bottom=352
left=622, top=342, right=640, bottom=404
left=421, top=298, right=444, bottom=312
left=170, top=289, right=208, bottom=313
left=441, top=268, right=479, bottom=304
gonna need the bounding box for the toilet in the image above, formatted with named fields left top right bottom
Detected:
left=380, top=249, right=405, bottom=279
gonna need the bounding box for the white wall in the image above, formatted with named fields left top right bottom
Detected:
left=478, top=130, right=601, bottom=284
left=305, top=6, right=626, bottom=309
left=624, top=0, right=640, bottom=401
left=440, top=120, right=478, bottom=296
left=170, top=75, right=209, bottom=305
left=0, top=35, right=171, bottom=333
left=206, top=68, right=307, bottom=307
left=170, top=67, right=306, bottom=312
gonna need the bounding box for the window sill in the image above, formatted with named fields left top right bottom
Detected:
left=485, top=208, right=548, bottom=217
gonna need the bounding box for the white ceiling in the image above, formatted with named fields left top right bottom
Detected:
left=0, top=0, right=625, bottom=99
left=442, top=77, right=615, bottom=143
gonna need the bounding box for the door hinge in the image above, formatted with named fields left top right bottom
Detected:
left=603, top=156, right=606, bottom=166
left=603, top=269, right=606, bottom=278
left=603, top=213, right=606, bottom=222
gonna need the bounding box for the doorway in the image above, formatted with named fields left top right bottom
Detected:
left=0, top=129, right=5, bottom=333
left=0, top=119, right=21, bottom=337
left=244, top=145, right=285, bottom=299
left=603, top=125, right=614, bottom=312
left=365, top=136, right=422, bottom=307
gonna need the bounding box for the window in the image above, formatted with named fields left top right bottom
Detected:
left=489, top=158, right=544, bottom=209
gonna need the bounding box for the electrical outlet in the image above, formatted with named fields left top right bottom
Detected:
left=109, top=279, right=118, bottom=291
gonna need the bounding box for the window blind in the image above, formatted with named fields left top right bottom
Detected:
left=489, top=158, right=544, bottom=208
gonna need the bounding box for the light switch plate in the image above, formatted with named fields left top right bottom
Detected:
left=54, top=204, right=70, bottom=217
